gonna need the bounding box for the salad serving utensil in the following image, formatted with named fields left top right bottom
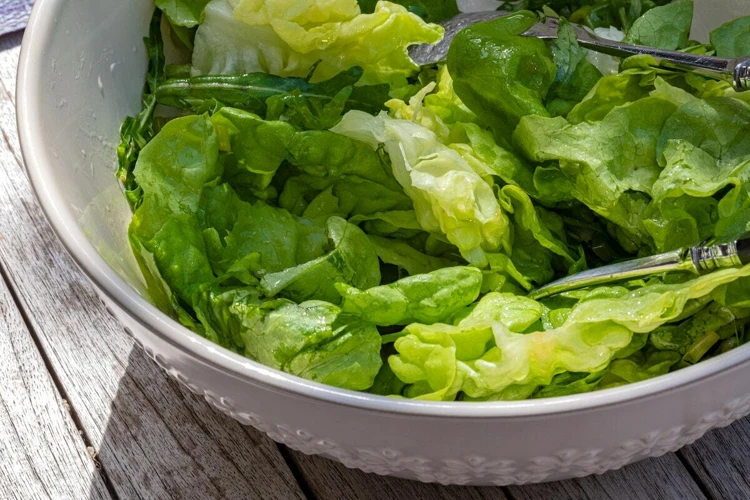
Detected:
left=531, top=235, right=750, bottom=299
left=409, top=11, right=750, bottom=92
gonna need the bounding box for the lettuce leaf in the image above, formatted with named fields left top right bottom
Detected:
left=623, top=0, right=693, bottom=50
left=117, top=10, right=165, bottom=210
left=232, top=298, right=382, bottom=390
left=447, top=11, right=556, bottom=141
left=155, top=66, right=391, bottom=119
left=547, top=18, right=602, bottom=116
left=710, top=16, right=750, bottom=58
left=157, top=0, right=211, bottom=27
left=390, top=266, right=750, bottom=400
left=515, top=93, right=681, bottom=252
left=260, top=216, right=381, bottom=303
left=208, top=106, right=412, bottom=213
left=129, top=113, right=384, bottom=389
left=356, top=0, right=458, bottom=22
left=332, top=111, right=511, bottom=267
left=366, top=235, right=456, bottom=275
left=337, top=266, right=483, bottom=325
left=192, top=0, right=443, bottom=86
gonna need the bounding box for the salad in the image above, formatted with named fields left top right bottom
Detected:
left=118, top=0, right=750, bottom=401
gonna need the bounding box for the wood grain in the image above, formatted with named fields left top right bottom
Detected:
left=507, top=455, right=706, bottom=500
left=0, top=33, right=303, bottom=500
left=680, top=426, right=750, bottom=500
left=288, top=451, right=511, bottom=499
left=288, top=447, right=707, bottom=500
left=0, top=269, right=111, bottom=500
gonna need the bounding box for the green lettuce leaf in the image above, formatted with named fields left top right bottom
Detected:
left=130, top=115, right=221, bottom=303
left=710, top=16, right=750, bottom=58
left=390, top=266, right=750, bottom=400
left=348, top=211, right=423, bottom=239
left=198, top=183, right=328, bottom=277
left=260, top=216, right=381, bottom=303
left=208, top=106, right=411, bottom=213
left=356, top=0, right=458, bottom=22
left=534, top=348, right=682, bottom=398
left=547, top=18, right=603, bottom=116
left=192, top=0, right=443, bottom=86
left=367, top=235, right=456, bottom=275
left=388, top=292, right=543, bottom=400
left=447, top=11, right=556, bottom=140
left=232, top=298, right=382, bottom=390
left=337, top=266, right=482, bottom=325
left=515, top=92, right=682, bottom=252
left=332, top=111, right=511, bottom=267
left=623, top=0, right=693, bottom=50
left=658, top=97, right=750, bottom=162
left=117, top=10, right=165, bottom=210
left=566, top=69, right=652, bottom=124
left=129, top=113, right=384, bottom=389
left=643, top=140, right=750, bottom=251
left=157, top=0, right=211, bottom=27
left=156, top=66, right=390, bottom=118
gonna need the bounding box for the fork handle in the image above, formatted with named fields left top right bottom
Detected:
left=568, top=23, right=750, bottom=92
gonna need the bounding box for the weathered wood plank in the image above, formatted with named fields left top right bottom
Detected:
left=0, top=270, right=112, bottom=500
left=507, top=455, right=706, bottom=500
left=288, top=446, right=707, bottom=500
left=680, top=426, right=750, bottom=500
left=288, top=451, right=511, bottom=499
left=0, top=33, right=304, bottom=500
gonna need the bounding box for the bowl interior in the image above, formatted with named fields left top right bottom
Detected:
left=17, top=0, right=750, bottom=413
left=21, top=0, right=155, bottom=296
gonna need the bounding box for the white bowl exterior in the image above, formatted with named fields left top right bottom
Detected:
left=17, top=0, right=750, bottom=485
left=109, top=297, right=750, bottom=485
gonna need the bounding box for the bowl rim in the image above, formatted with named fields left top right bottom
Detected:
left=17, top=0, right=750, bottom=419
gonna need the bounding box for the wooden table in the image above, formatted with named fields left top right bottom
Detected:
left=1, top=30, right=750, bottom=500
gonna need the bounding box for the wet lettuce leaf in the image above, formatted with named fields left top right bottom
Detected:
left=233, top=298, right=382, bottom=390
left=447, top=12, right=556, bottom=141
left=547, top=18, right=602, bottom=116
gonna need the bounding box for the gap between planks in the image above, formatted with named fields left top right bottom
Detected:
left=0, top=259, right=111, bottom=499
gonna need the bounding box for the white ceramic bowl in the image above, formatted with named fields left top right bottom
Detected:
left=17, top=0, right=750, bottom=486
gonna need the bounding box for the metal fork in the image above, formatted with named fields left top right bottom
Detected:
left=408, top=12, right=750, bottom=92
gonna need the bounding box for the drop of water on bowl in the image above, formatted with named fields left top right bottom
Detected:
left=97, top=75, right=104, bottom=96
left=109, top=62, right=118, bottom=73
